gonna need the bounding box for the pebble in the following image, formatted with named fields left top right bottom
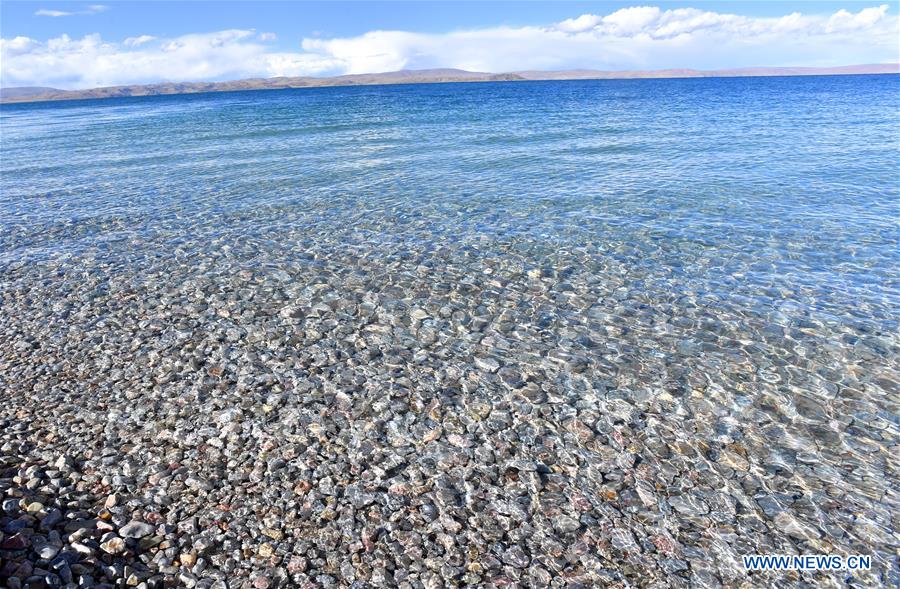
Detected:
left=474, top=356, right=500, bottom=372
left=35, top=544, right=60, bottom=560
left=100, top=537, right=127, bottom=554
left=119, top=521, right=156, bottom=539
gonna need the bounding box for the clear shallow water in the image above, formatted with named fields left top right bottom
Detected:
left=1, top=76, right=898, bottom=587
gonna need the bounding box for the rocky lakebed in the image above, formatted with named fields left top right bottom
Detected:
left=1, top=77, right=898, bottom=588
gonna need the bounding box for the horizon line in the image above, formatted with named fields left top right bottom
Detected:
left=2, top=63, right=898, bottom=104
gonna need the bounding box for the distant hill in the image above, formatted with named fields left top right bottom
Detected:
left=2, top=64, right=897, bottom=104
left=0, top=86, right=63, bottom=100
left=516, top=63, right=900, bottom=80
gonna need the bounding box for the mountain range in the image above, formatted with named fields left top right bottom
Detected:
left=2, top=64, right=897, bottom=104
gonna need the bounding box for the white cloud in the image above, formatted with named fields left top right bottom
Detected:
left=556, top=14, right=603, bottom=34
left=0, top=29, right=341, bottom=88
left=597, top=6, right=662, bottom=36
left=123, top=35, right=156, bottom=47
left=0, top=36, right=40, bottom=56
left=827, top=4, right=890, bottom=32
left=265, top=52, right=343, bottom=77
left=299, top=5, right=898, bottom=74
left=35, top=4, right=108, bottom=17
left=3, top=5, right=898, bottom=89
left=35, top=9, right=73, bottom=17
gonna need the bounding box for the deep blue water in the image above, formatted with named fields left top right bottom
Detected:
left=2, top=76, right=897, bottom=332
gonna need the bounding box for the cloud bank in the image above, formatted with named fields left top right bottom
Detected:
left=2, top=5, right=897, bottom=88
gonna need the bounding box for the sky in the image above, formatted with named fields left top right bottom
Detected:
left=1, top=1, right=898, bottom=89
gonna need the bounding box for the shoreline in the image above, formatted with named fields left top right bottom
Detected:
left=2, top=64, right=898, bottom=105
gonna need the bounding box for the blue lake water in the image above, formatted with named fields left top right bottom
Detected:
left=2, top=76, right=897, bottom=325
left=1, top=75, right=898, bottom=586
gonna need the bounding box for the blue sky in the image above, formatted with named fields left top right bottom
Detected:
left=2, top=2, right=892, bottom=44
left=1, top=2, right=897, bottom=88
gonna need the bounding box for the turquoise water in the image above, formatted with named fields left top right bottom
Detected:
left=1, top=75, right=899, bottom=586
left=1, top=76, right=898, bottom=325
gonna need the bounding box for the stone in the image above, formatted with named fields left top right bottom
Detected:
left=474, top=356, right=500, bottom=372
left=119, top=521, right=156, bottom=539
left=100, top=537, right=127, bottom=555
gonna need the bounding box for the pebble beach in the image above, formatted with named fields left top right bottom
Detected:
left=1, top=76, right=898, bottom=588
